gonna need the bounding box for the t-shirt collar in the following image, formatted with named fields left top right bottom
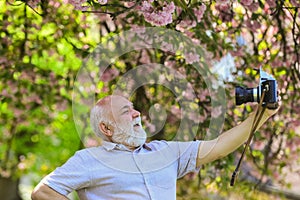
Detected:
left=102, top=141, right=152, bottom=152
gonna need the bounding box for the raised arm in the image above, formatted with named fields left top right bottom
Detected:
left=31, top=182, right=69, bottom=200
left=196, top=106, right=279, bottom=167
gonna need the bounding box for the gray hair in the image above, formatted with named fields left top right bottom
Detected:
left=90, top=97, right=112, bottom=140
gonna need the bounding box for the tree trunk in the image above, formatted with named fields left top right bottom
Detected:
left=0, top=177, right=22, bottom=200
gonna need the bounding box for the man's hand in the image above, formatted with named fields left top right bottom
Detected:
left=264, top=102, right=281, bottom=119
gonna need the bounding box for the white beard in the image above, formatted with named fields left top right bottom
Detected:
left=112, top=117, right=147, bottom=148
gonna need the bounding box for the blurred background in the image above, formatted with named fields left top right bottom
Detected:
left=0, top=0, right=299, bottom=199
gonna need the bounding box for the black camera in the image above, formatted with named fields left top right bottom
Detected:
left=235, top=68, right=278, bottom=109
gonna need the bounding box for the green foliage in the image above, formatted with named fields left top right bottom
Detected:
left=0, top=0, right=87, bottom=179
left=1, top=0, right=299, bottom=199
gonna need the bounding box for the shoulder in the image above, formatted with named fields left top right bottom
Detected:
left=69, top=146, right=104, bottom=162
left=73, top=147, right=96, bottom=156
left=146, top=140, right=200, bottom=151
left=146, top=140, right=168, bottom=150
left=147, top=140, right=200, bottom=146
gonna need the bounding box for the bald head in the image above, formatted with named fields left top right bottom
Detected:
left=95, top=95, right=112, bottom=107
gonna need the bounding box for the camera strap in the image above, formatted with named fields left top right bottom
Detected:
left=230, top=90, right=267, bottom=186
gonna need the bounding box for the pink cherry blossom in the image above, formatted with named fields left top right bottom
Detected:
left=266, top=0, right=276, bottom=8
left=170, top=105, right=181, bottom=116
left=139, top=49, right=151, bottom=64
left=211, top=106, right=222, bottom=118
left=142, top=116, right=156, bottom=133
left=197, top=89, right=209, bottom=102
left=217, top=0, right=230, bottom=4
left=145, top=121, right=156, bottom=133
left=189, top=111, right=207, bottom=124
left=215, top=2, right=233, bottom=22
left=246, top=2, right=259, bottom=12
left=230, top=47, right=244, bottom=57
left=68, top=0, right=87, bottom=10
left=161, top=41, right=174, bottom=52
left=184, top=52, right=200, bottom=64
left=183, top=87, right=195, bottom=100
left=140, top=1, right=152, bottom=12
left=101, top=68, right=120, bottom=82
left=138, top=1, right=175, bottom=26
left=49, top=0, right=61, bottom=8
left=193, top=4, right=206, bottom=23
left=124, top=1, right=135, bottom=8
left=98, top=0, right=107, bottom=5
left=245, top=19, right=261, bottom=32
left=13, top=108, right=23, bottom=118
left=176, top=19, right=197, bottom=32
left=26, top=0, right=40, bottom=8
left=290, top=0, right=300, bottom=6
left=240, top=0, right=253, bottom=6
left=215, top=2, right=230, bottom=10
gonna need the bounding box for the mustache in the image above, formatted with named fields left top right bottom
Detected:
left=133, top=117, right=142, bottom=126
left=113, top=117, right=143, bottom=131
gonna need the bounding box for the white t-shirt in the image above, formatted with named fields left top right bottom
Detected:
left=42, top=140, right=201, bottom=200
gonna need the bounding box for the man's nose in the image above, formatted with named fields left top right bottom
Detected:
left=132, top=109, right=140, bottom=118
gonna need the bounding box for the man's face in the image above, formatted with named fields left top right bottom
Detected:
left=108, top=96, right=147, bottom=148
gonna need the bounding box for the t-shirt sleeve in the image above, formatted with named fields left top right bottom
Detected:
left=41, top=150, right=91, bottom=196
left=168, top=140, right=201, bottom=178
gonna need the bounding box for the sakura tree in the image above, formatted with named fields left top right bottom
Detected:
left=1, top=0, right=299, bottom=199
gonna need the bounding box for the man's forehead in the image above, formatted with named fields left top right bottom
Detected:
left=105, top=96, right=132, bottom=111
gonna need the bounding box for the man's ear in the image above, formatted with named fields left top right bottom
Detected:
left=99, top=122, right=113, bottom=137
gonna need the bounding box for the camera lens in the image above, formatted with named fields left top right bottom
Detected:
left=235, top=86, right=257, bottom=105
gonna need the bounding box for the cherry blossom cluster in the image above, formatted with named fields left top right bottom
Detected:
left=184, top=52, right=200, bottom=64
left=137, top=1, right=175, bottom=26
left=193, top=4, right=207, bottom=23
left=175, top=4, right=206, bottom=32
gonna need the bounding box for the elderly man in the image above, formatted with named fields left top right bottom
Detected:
left=31, top=95, right=279, bottom=200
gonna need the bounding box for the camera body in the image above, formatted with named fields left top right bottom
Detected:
left=235, top=68, right=278, bottom=109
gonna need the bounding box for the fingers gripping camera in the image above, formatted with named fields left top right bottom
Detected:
left=235, top=67, right=279, bottom=109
